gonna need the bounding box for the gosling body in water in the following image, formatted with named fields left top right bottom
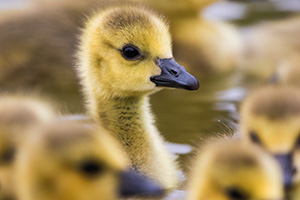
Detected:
left=76, top=5, right=199, bottom=191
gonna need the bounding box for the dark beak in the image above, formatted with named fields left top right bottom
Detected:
left=150, top=58, right=199, bottom=90
left=119, top=170, right=164, bottom=198
left=274, top=153, right=296, bottom=190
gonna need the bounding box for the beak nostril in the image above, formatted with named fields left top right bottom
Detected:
left=169, top=69, right=178, bottom=77
left=153, top=58, right=199, bottom=90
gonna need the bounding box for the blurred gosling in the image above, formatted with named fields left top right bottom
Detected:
left=187, top=139, right=283, bottom=200
left=0, top=1, right=99, bottom=112
left=16, top=121, right=164, bottom=200
left=76, top=5, right=199, bottom=191
left=240, top=86, right=300, bottom=192
left=0, top=95, right=55, bottom=200
left=239, top=16, right=300, bottom=81
left=170, top=18, right=242, bottom=76
left=139, top=0, right=217, bottom=19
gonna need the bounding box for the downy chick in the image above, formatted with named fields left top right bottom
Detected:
left=16, top=121, right=164, bottom=200
left=0, top=95, right=55, bottom=200
left=76, top=5, right=199, bottom=191
left=187, top=139, right=283, bottom=200
left=240, top=86, right=300, bottom=192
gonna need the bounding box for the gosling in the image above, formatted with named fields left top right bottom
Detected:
left=240, top=86, right=300, bottom=191
left=76, top=5, right=199, bottom=191
left=0, top=95, right=55, bottom=200
left=16, top=121, right=164, bottom=200
left=239, top=16, right=300, bottom=81
left=187, top=139, right=283, bottom=200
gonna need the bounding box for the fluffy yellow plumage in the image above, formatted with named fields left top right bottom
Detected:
left=187, top=139, right=283, bottom=200
left=0, top=95, right=55, bottom=200
left=78, top=5, right=172, bottom=101
left=239, top=16, right=300, bottom=82
left=76, top=5, right=199, bottom=192
left=16, top=121, right=164, bottom=200
left=240, top=86, right=300, bottom=196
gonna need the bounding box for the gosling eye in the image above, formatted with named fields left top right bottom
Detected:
left=1, top=147, right=16, bottom=164
left=249, top=131, right=262, bottom=145
left=78, top=159, right=106, bottom=177
left=225, top=187, right=249, bottom=200
left=121, top=44, right=142, bottom=61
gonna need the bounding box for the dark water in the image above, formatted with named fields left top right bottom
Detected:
left=151, top=72, right=246, bottom=171
left=152, top=73, right=241, bottom=144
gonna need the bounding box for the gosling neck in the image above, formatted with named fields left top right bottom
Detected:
left=91, top=94, right=151, bottom=138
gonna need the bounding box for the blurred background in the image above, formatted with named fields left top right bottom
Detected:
left=0, top=0, right=300, bottom=171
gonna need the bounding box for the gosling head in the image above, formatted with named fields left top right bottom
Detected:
left=77, top=5, right=199, bottom=99
left=188, top=140, right=283, bottom=200
left=0, top=95, right=55, bottom=200
left=16, top=121, right=164, bottom=200
left=240, top=86, right=300, bottom=189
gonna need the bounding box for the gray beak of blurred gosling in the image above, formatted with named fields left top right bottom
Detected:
left=119, top=170, right=164, bottom=198
left=274, top=153, right=296, bottom=189
left=150, top=58, right=199, bottom=90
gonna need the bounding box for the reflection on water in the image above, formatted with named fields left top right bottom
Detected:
left=203, top=1, right=247, bottom=20
left=165, top=143, right=193, bottom=155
